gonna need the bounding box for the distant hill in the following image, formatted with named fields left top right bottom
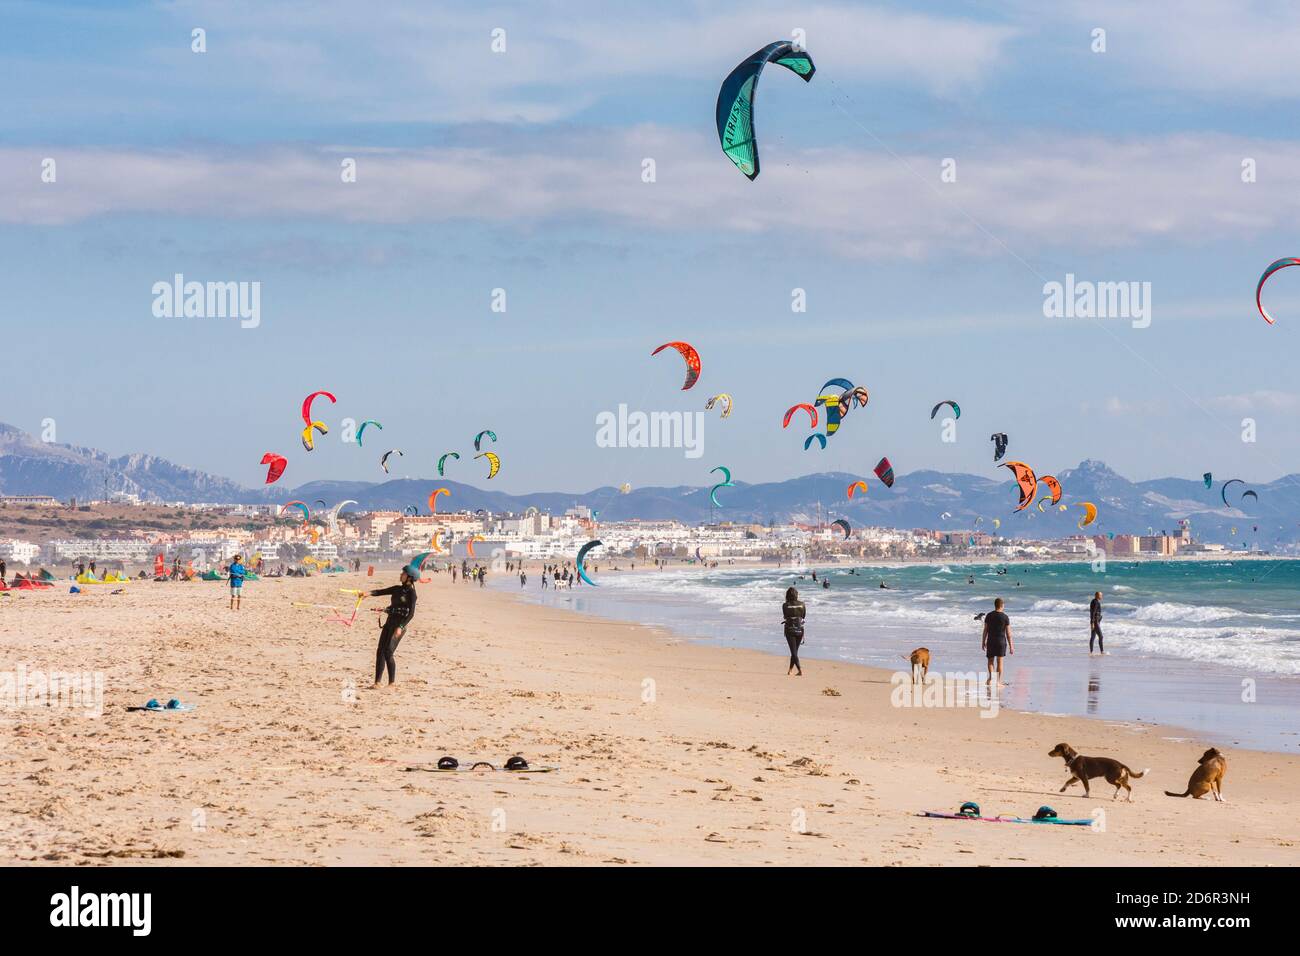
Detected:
left=2, top=423, right=1295, bottom=544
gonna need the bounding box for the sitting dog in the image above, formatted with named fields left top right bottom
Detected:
left=1048, top=742, right=1148, bottom=801
left=902, top=647, right=930, bottom=684
left=1165, top=748, right=1227, bottom=801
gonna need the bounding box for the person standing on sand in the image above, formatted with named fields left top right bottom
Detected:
left=782, top=586, right=806, bottom=676
left=228, top=554, right=246, bottom=610
left=1089, top=590, right=1104, bottom=654
left=369, top=565, right=418, bottom=688
left=981, top=597, right=1013, bottom=685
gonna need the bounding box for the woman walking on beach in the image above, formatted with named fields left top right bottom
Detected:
left=782, top=586, right=806, bottom=676
left=368, top=564, right=418, bottom=687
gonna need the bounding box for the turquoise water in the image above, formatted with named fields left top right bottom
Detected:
left=505, top=559, right=1300, bottom=752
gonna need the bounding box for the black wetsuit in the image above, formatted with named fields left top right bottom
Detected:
left=782, top=600, right=806, bottom=673
left=984, top=610, right=1010, bottom=659
left=371, top=582, right=417, bottom=684
left=1089, top=598, right=1103, bottom=653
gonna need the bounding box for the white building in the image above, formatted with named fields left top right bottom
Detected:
left=0, top=539, right=41, bottom=564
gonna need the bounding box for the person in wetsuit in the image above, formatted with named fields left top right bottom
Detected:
left=981, top=597, right=1014, bottom=685
left=1089, top=590, right=1104, bottom=654
left=782, top=586, right=806, bottom=677
left=369, top=565, right=418, bottom=687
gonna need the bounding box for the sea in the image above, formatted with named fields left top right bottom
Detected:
left=499, top=559, right=1300, bottom=752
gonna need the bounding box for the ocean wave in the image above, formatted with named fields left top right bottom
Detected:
left=1132, top=602, right=1239, bottom=624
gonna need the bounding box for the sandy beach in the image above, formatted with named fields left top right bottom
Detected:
left=1, top=570, right=1297, bottom=866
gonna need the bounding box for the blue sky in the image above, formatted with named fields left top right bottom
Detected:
left=2, top=0, right=1299, bottom=495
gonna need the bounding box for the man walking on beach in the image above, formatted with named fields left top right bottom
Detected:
left=1089, top=590, right=1104, bottom=654
left=981, top=597, right=1013, bottom=685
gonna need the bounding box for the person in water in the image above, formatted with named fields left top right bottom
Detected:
left=782, top=586, right=806, bottom=676
left=228, top=553, right=246, bottom=610
left=981, top=597, right=1014, bottom=685
left=1089, top=590, right=1104, bottom=654
left=369, top=564, right=418, bottom=687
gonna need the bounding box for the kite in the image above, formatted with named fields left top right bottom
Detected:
left=847, top=480, right=868, bottom=499
left=710, top=465, right=732, bottom=484
left=1000, top=461, right=1038, bottom=512
left=1256, top=257, right=1300, bottom=325
left=473, top=430, right=497, bottom=452
left=1203, top=472, right=1213, bottom=489
left=1221, top=479, right=1245, bottom=507
left=328, top=500, right=358, bottom=535
left=437, top=452, right=459, bottom=476
left=832, top=518, right=851, bottom=539
left=820, top=377, right=854, bottom=395
left=314, top=499, right=327, bottom=511
left=619, top=483, right=632, bottom=494
left=651, top=342, right=701, bottom=390
left=708, top=466, right=734, bottom=508
left=715, top=41, right=815, bottom=180
left=429, top=488, right=450, bottom=514
left=282, top=501, right=310, bottom=523
left=1076, top=503, right=1098, bottom=529
left=356, top=420, right=382, bottom=446
left=930, top=400, right=961, bottom=420
left=992, top=518, right=1001, bottom=530
left=783, top=403, right=818, bottom=429
left=380, top=449, right=403, bottom=474
left=840, top=385, right=869, bottom=410
left=475, top=451, right=501, bottom=479
left=815, top=394, right=843, bottom=434
left=940, top=512, right=952, bottom=521
left=990, top=433, right=1008, bottom=462
left=706, top=393, right=733, bottom=418
left=1039, top=474, right=1062, bottom=506
left=260, top=453, right=287, bottom=484
left=804, top=433, right=827, bottom=451
left=873, top=457, right=895, bottom=488
left=301, top=390, right=336, bottom=425
left=466, top=535, right=484, bottom=559
left=404, top=505, right=418, bottom=516
left=1242, top=489, right=1259, bottom=503
left=576, top=539, right=602, bottom=586
left=301, top=422, right=327, bottom=451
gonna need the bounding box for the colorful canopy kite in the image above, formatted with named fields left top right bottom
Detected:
left=715, top=41, right=815, bottom=180
left=651, top=342, right=701, bottom=390
left=847, top=480, right=868, bottom=499
left=839, top=385, right=869, bottom=412
left=282, top=500, right=310, bottom=523
left=1242, top=489, right=1259, bottom=503
left=783, top=403, right=818, bottom=429
left=260, top=452, right=287, bottom=484
left=301, top=422, right=327, bottom=451
left=473, top=430, right=497, bottom=452
left=380, top=449, right=403, bottom=474
left=1203, top=472, right=1213, bottom=489
left=993, top=518, right=1001, bottom=530
left=930, top=400, right=961, bottom=420
left=815, top=394, right=844, bottom=434
left=705, top=393, right=733, bottom=418
left=356, top=420, right=382, bottom=446
left=1256, top=257, right=1300, bottom=325
left=301, top=390, right=336, bottom=425
left=708, top=465, right=734, bottom=509
left=429, top=488, right=450, bottom=514
left=1000, top=460, right=1038, bottom=512
left=710, top=465, right=732, bottom=485
left=1039, top=475, right=1062, bottom=506
left=314, top=499, right=327, bottom=510
left=404, top=505, right=418, bottom=516
left=619, top=482, right=632, bottom=494
left=805, top=433, right=827, bottom=451
left=820, top=378, right=854, bottom=394
left=1074, top=502, right=1098, bottom=529
left=437, top=452, right=459, bottom=476
left=990, top=433, right=1008, bottom=462
left=475, top=451, right=500, bottom=479
left=576, top=540, right=602, bottom=586
left=831, top=518, right=851, bottom=539
left=465, top=535, right=484, bottom=559
left=873, top=457, right=895, bottom=488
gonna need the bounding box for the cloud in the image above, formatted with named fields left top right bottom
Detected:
left=9, top=129, right=1300, bottom=263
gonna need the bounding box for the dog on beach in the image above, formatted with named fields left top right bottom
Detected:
left=1048, top=743, right=1148, bottom=801
left=1165, top=748, right=1227, bottom=801
left=902, top=647, right=930, bottom=684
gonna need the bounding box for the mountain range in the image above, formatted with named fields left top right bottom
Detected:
left=2, top=423, right=1295, bottom=544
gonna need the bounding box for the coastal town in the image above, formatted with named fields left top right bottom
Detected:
left=0, top=493, right=1250, bottom=577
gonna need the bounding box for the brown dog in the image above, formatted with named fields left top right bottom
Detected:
left=902, top=647, right=930, bottom=684
left=1048, top=743, right=1148, bottom=801
left=1165, top=748, right=1227, bottom=801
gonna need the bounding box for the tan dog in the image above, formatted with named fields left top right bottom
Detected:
left=902, top=647, right=930, bottom=684
left=1048, top=743, right=1148, bottom=801
left=1165, top=748, right=1227, bottom=801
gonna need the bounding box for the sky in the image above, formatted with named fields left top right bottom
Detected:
left=2, top=0, right=1299, bottom=495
